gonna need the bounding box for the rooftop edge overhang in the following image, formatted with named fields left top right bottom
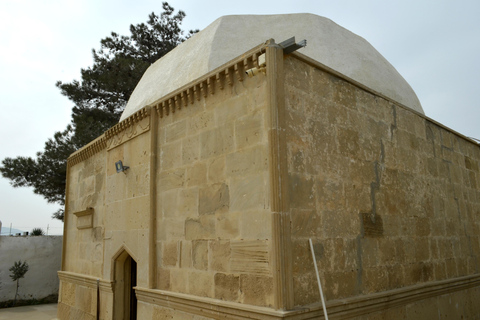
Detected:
left=67, top=40, right=478, bottom=168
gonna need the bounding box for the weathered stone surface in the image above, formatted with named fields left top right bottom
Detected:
left=61, top=281, right=76, bottom=306
left=234, top=111, right=264, bottom=150
left=283, top=59, right=479, bottom=310
left=157, top=267, right=171, bottom=290
left=182, top=135, right=200, bottom=165
left=200, top=126, right=234, bottom=159
left=178, top=188, right=198, bottom=218
left=290, top=209, right=321, bottom=237
left=207, top=157, right=225, bottom=183
left=188, top=271, right=214, bottom=298
left=324, top=269, right=357, bottom=299
left=186, top=162, right=207, bottom=187
left=179, top=240, right=192, bottom=268
left=229, top=174, right=265, bottom=212
left=165, top=119, right=187, bottom=143
left=198, top=183, right=229, bottom=215
left=292, top=272, right=318, bottom=306
left=105, top=173, right=126, bottom=204
left=239, top=274, right=273, bottom=307
left=137, top=301, right=153, bottom=320
left=162, top=241, right=178, bottom=267
left=57, top=302, right=71, bottom=320
left=170, top=268, right=188, bottom=293
left=215, top=212, right=239, bottom=239
left=152, top=306, right=175, bottom=320
left=209, top=240, right=230, bottom=272
left=292, top=239, right=315, bottom=275
left=157, top=219, right=184, bottom=241
left=187, top=111, right=215, bottom=136
left=226, top=145, right=267, bottom=177
left=160, top=141, right=182, bottom=171
left=288, top=173, right=315, bottom=209
left=157, top=169, right=185, bottom=191
left=215, top=96, right=249, bottom=125
left=214, top=273, right=239, bottom=301
left=75, top=286, right=94, bottom=315
left=192, top=240, right=208, bottom=270
left=185, top=216, right=216, bottom=240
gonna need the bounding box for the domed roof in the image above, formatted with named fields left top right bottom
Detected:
left=120, top=14, right=423, bottom=121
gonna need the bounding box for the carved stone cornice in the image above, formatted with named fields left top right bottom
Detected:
left=68, top=136, right=107, bottom=167
left=151, top=46, right=266, bottom=118
left=105, top=108, right=150, bottom=150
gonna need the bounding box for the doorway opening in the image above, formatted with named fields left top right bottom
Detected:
left=113, top=250, right=137, bottom=320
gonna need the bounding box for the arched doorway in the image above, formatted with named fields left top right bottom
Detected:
left=113, top=250, right=137, bottom=320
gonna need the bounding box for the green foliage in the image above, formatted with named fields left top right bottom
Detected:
left=57, top=2, right=195, bottom=117
left=31, top=228, right=45, bottom=236
left=9, top=260, right=29, bottom=306
left=0, top=2, right=196, bottom=221
left=1, top=126, right=77, bottom=211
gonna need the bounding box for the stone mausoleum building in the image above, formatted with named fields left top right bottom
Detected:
left=57, top=14, right=480, bottom=319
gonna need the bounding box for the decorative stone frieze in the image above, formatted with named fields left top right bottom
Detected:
left=105, top=108, right=150, bottom=150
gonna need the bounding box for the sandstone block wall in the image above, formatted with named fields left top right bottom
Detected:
left=58, top=44, right=480, bottom=319
left=103, top=127, right=151, bottom=287
left=58, top=48, right=279, bottom=319
left=283, top=55, right=480, bottom=309
left=60, top=147, right=109, bottom=319
left=155, top=73, right=275, bottom=307
left=357, top=285, right=480, bottom=319
left=64, top=149, right=106, bottom=277
left=60, top=113, right=153, bottom=318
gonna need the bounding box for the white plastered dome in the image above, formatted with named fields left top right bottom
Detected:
left=120, top=14, right=423, bottom=121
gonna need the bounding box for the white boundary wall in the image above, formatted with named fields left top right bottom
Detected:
left=0, top=235, right=62, bottom=302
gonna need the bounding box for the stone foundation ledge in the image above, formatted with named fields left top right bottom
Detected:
left=57, top=271, right=480, bottom=319
left=58, top=271, right=113, bottom=293
left=136, top=274, right=480, bottom=319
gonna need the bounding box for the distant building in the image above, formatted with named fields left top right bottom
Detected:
left=57, top=14, right=480, bottom=319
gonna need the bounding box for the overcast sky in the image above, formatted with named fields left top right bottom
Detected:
left=1, top=0, right=479, bottom=235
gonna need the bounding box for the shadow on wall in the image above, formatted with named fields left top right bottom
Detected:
left=0, top=235, right=63, bottom=307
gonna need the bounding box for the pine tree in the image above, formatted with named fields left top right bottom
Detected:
left=0, top=3, right=197, bottom=220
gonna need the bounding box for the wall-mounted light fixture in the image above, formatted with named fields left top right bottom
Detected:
left=115, top=160, right=129, bottom=174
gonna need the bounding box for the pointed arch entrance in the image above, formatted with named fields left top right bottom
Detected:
left=113, top=247, right=137, bottom=320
